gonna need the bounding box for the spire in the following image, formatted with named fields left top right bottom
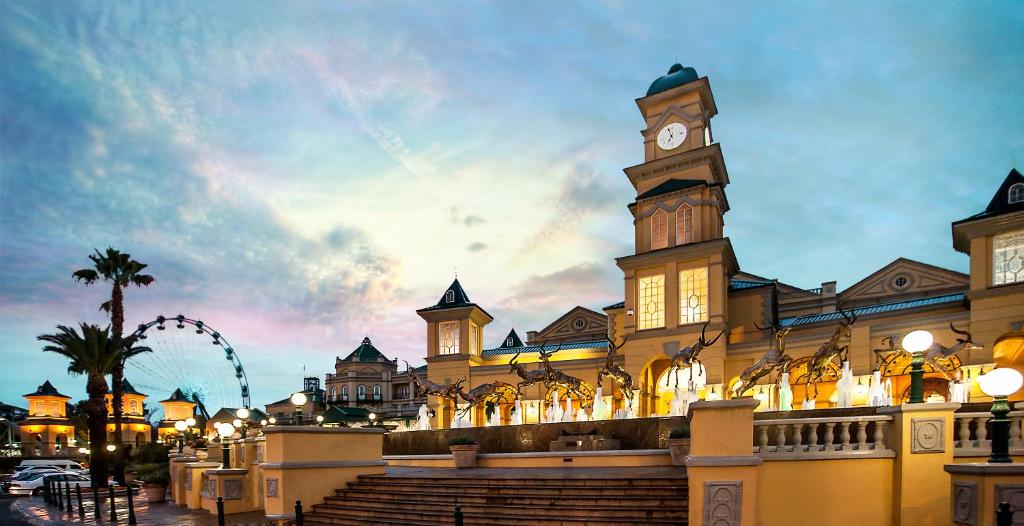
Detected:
left=434, top=278, right=472, bottom=308
left=23, top=380, right=70, bottom=399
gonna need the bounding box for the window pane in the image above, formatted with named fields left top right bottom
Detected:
left=638, top=274, right=665, bottom=330
left=438, top=321, right=460, bottom=355
left=679, top=267, right=709, bottom=324
left=993, top=230, right=1024, bottom=286
left=676, top=204, right=693, bottom=245
left=651, top=210, right=668, bottom=250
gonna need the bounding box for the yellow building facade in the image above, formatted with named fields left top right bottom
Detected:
left=18, top=380, right=76, bottom=456
left=421, top=64, right=1024, bottom=427
left=103, top=378, right=152, bottom=448
left=157, top=388, right=197, bottom=442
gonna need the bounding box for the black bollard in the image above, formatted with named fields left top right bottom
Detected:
left=454, top=503, right=464, bottom=526
left=997, top=502, right=1014, bottom=526
left=76, top=484, right=85, bottom=519
left=43, top=478, right=50, bottom=505
left=127, top=483, right=137, bottom=525
left=109, top=485, right=117, bottom=522
left=294, top=500, right=303, bottom=526
left=216, top=497, right=225, bottom=526
left=57, top=480, right=64, bottom=510
left=65, top=481, right=73, bottom=514
left=93, top=485, right=102, bottom=520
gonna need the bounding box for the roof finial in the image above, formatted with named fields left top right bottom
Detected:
left=454, top=265, right=458, bottom=279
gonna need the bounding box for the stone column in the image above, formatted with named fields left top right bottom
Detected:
left=686, top=398, right=761, bottom=526
left=261, top=426, right=386, bottom=524
left=877, top=402, right=959, bottom=525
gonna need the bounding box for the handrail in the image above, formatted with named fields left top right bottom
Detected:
left=755, top=415, right=892, bottom=426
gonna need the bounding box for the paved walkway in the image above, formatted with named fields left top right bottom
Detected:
left=10, top=495, right=269, bottom=526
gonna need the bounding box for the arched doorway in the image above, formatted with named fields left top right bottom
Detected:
left=787, top=356, right=841, bottom=406
left=879, top=352, right=961, bottom=404
left=654, top=365, right=707, bottom=416
left=54, top=434, right=66, bottom=452
left=33, top=434, right=42, bottom=456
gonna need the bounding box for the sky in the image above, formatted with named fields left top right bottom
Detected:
left=1, top=1, right=1022, bottom=410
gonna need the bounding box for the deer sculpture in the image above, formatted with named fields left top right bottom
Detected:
left=734, top=322, right=792, bottom=398
left=404, top=361, right=464, bottom=401
left=804, top=308, right=857, bottom=399
left=537, top=347, right=595, bottom=407
left=509, top=352, right=550, bottom=396
left=873, top=333, right=903, bottom=368
left=924, top=323, right=982, bottom=380
left=667, top=321, right=726, bottom=389
left=454, top=381, right=518, bottom=416
left=596, top=333, right=634, bottom=406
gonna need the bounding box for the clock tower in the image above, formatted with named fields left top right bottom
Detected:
left=610, top=64, right=737, bottom=412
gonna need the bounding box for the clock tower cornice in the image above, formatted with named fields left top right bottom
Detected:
left=623, top=142, right=729, bottom=190
left=635, top=76, right=717, bottom=118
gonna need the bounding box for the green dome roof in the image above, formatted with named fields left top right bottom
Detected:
left=646, top=63, right=699, bottom=96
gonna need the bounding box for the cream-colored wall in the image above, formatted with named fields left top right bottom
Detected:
left=757, top=459, right=893, bottom=526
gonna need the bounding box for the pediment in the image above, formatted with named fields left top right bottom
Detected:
left=838, top=258, right=968, bottom=305
left=643, top=104, right=703, bottom=136
left=533, top=306, right=608, bottom=343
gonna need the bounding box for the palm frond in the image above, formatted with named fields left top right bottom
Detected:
left=72, top=269, right=99, bottom=284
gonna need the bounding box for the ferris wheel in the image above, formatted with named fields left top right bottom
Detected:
left=125, top=315, right=251, bottom=424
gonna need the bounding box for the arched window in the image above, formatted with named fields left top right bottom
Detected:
left=506, top=336, right=514, bottom=346
left=651, top=209, right=668, bottom=250
left=1010, top=183, right=1024, bottom=205
left=445, top=290, right=455, bottom=303
left=373, top=385, right=382, bottom=400
left=342, top=385, right=349, bottom=400
left=357, top=385, right=366, bottom=400
left=676, top=203, right=693, bottom=245
left=129, top=400, right=139, bottom=415
left=328, top=386, right=336, bottom=400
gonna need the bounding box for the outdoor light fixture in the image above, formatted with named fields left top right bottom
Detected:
left=236, top=408, right=250, bottom=419
left=316, top=415, right=324, bottom=427
left=78, top=447, right=88, bottom=454
left=105, top=444, right=116, bottom=452
left=216, top=422, right=235, bottom=467
left=978, top=368, right=1024, bottom=463
left=901, top=330, right=934, bottom=404
left=260, top=419, right=268, bottom=426
left=291, top=392, right=307, bottom=425
left=268, top=417, right=277, bottom=425
left=186, top=417, right=197, bottom=428
left=174, top=420, right=189, bottom=453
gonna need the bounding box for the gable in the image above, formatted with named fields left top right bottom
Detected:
left=530, top=306, right=608, bottom=344
left=838, top=258, right=968, bottom=306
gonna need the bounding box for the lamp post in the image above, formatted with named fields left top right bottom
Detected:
left=290, top=393, right=307, bottom=426
left=236, top=408, right=249, bottom=439
left=978, top=368, right=1024, bottom=463
left=174, top=420, right=188, bottom=453
left=901, top=330, right=934, bottom=404
left=315, top=415, right=324, bottom=427
left=368, top=413, right=377, bottom=427
left=215, top=422, right=235, bottom=468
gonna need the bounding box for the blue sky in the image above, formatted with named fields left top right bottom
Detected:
left=1, top=1, right=1022, bottom=410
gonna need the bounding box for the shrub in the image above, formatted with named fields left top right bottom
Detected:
left=669, top=424, right=690, bottom=440
left=131, top=463, right=169, bottom=485
left=448, top=436, right=478, bottom=446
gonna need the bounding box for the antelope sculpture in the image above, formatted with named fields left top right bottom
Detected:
left=405, top=361, right=464, bottom=401
left=667, top=321, right=726, bottom=389
left=734, top=322, right=792, bottom=398
left=538, top=347, right=595, bottom=407
left=805, top=308, right=857, bottom=399
left=924, top=323, right=982, bottom=380
left=509, top=352, right=550, bottom=396
left=454, top=381, right=518, bottom=415
left=596, top=333, right=634, bottom=406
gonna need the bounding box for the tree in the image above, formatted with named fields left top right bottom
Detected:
left=38, top=324, right=151, bottom=486
left=73, top=247, right=154, bottom=482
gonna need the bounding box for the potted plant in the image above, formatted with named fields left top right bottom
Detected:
left=667, top=425, right=690, bottom=466
left=134, top=464, right=170, bottom=503
left=448, top=437, right=480, bottom=468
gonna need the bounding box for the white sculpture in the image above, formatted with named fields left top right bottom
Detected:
left=561, top=396, right=575, bottom=422
left=778, top=372, right=793, bottom=411
left=416, top=404, right=431, bottom=431
left=835, top=361, right=854, bottom=408
left=511, top=400, right=523, bottom=426
left=592, top=387, right=606, bottom=421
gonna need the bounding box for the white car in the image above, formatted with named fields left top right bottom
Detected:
left=7, top=472, right=92, bottom=496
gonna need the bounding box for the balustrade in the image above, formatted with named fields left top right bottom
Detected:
left=953, top=410, right=1024, bottom=457
left=753, top=415, right=894, bottom=459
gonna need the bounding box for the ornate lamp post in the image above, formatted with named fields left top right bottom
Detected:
left=215, top=422, right=235, bottom=468
left=235, top=408, right=250, bottom=438
left=290, top=393, right=307, bottom=426
left=368, top=412, right=377, bottom=427
left=315, top=415, right=324, bottom=427
left=174, top=420, right=188, bottom=453
left=978, top=368, right=1024, bottom=463
left=901, top=330, right=933, bottom=404
left=268, top=417, right=277, bottom=425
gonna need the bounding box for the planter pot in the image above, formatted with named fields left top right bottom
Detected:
left=141, top=483, right=168, bottom=503
left=666, top=438, right=689, bottom=466
left=450, top=445, right=480, bottom=468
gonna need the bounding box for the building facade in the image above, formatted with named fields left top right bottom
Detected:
left=323, top=337, right=427, bottom=420
left=17, top=380, right=76, bottom=456
left=420, top=64, right=1024, bottom=428
left=103, top=378, right=152, bottom=449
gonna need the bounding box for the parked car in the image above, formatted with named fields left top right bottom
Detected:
left=14, top=460, right=86, bottom=475
left=7, top=472, right=94, bottom=496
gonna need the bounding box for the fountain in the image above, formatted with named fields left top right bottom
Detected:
left=835, top=361, right=853, bottom=408
left=416, top=404, right=431, bottom=431
left=867, top=371, right=892, bottom=406
left=778, top=372, right=793, bottom=411
left=561, top=395, right=575, bottom=422
left=591, top=386, right=607, bottom=420
left=511, top=400, right=523, bottom=425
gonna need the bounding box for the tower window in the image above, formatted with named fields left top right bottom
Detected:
left=992, top=230, right=1024, bottom=286
left=651, top=209, right=668, bottom=250
left=438, top=321, right=460, bottom=355
left=1010, top=183, right=1024, bottom=204
left=676, top=203, right=693, bottom=245
left=679, top=267, right=709, bottom=325
left=342, top=386, right=349, bottom=400
left=357, top=385, right=366, bottom=400
left=506, top=336, right=514, bottom=347
left=445, top=290, right=455, bottom=303
left=373, top=384, right=382, bottom=401
left=469, top=323, right=479, bottom=355
left=637, top=274, right=665, bottom=330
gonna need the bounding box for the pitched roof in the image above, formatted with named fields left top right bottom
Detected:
left=636, top=179, right=705, bottom=201
left=23, top=380, right=70, bottom=399
left=603, top=301, right=625, bottom=310
left=416, top=278, right=494, bottom=319
left=160, top=388, right=193, bottom=404
left=780, top=293, right=966, bottom=328
left=321, top=405, right=371, bottom=423
left=729, top=279, right=774, bottom=291
left=954, top=168, right=1024, bottom=224
left=500, top=329, right=525, bottom=348
left=341, top=337, right=390, bottom=363
left=120, top=379, right=146, bottom=397
left=481, top=339, right=609, bottom=357
left=207, top=407, right=268, bottom=423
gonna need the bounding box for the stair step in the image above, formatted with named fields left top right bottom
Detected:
left=346, top=481, right=686, bottom=495
left=305, top=505, right=685, bottom=526
left=329, top=490, right=685, bottom=507
left=314, top=496, right=687, bottom=519
left=358, top=475, right=686, bottom=487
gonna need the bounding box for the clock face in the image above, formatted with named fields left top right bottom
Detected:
left=656, top=122, right=688, bottom=150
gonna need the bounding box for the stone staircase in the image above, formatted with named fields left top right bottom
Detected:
left=301, top=467, right=688, bottom=525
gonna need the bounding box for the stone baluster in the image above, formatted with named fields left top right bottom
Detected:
left=855, top=421, right=868, bottom=450
left=775, top=424, right=787, bottom=450
left=807, top=422, right=819, bottom=451
left=839, top=422, right=851, bottom=451
left=873, top=421, right=886, bottom=451
left=957, top=417, right=971, bottom=449
left=1011, top=415, right=1023, bottom=450
left=823, top=422, right=835, bottom=452
left=975, top=416, right=989, bottom=449
left=758, top=425, right=770, bottom=453
left=791, top=423, right=803, bottom=453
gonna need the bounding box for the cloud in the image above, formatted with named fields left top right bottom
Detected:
left=521, top=163, right=621, bottom=252
left=467, top=242, right=488, bottom=253
left=463, top=215, right=486, bottom=227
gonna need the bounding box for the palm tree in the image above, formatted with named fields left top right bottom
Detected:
left=38, top=324, right=151, bottom=486
left=73, top=247, right=154, bottom=482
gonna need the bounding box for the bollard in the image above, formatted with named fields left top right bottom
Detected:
left=43, top=478, right=51, bottom=505
left=65, top=481, right=73, bottom=514
left=57, top=480, right=64, bottom=510
left=93, top=485, right=101, bottom=520
left=295, top=500, right=303, bottom=526
left=127, top=484, right=137, bottom=525
left=109, top=485, right=117, bottom=522
left=454, top=503, right=464, bottom=526
left=217, top=497, right=225, bottom=526
left=76, top=484, right=85, bottom=519
left=997, top=502, right=1014, bottom=526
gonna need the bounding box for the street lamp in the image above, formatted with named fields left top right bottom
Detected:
left=106, top=444, right=116, bottom=452
left=236, top=408, right=250, bottom=438
left=215, top=422, right=235, bottom=467
left=291, top=392, right=307, bottom=425
left=368, top=413, right=377, bottom=426
left=268, top=417, right=277, bottom=425
left=901, top=330, right=934, bottom=404
left=174, top=420, right=188, bottom=453
left=977, top=368, right=1024, bottom=463
left=315, top=415, right=324, bottom=427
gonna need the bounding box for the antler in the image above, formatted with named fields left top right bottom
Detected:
left=510, top=352, right=521, bottom=366
left=838, top=306, right=857, bottom=327
left=950, top=323, right=972, bottom=343
left=700, top=322, right=726, bottom=347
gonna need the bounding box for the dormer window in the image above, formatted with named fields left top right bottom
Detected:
left=1010, top=183, right=1024, bottom=205
left=445, top=290, right=455, bottom=303
left=506, top=337, right=514, bottom=347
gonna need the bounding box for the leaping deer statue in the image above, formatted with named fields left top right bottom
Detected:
left=538, top=347, right=595, bottom=407
left=509, top=352, right=550, bottom=396
left=404, top=361, right=464, bottom=401
left=804, top=308, right=857, bottom=399
left=924, top=323, right=982, bottom=380
left=454, top=381, right=518, bottom=416
left=667, top=321, right=727, bottom=389
left=596, top=331, right=633, bottom=406
left=734, top=322, right=792, bottom=398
